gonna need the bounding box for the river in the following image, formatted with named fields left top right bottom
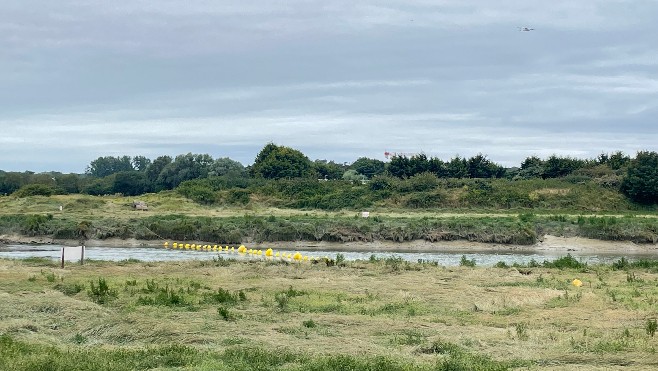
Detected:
left=1, top=244, right=656, bottom=266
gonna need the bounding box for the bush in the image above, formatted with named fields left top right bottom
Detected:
left=88, top=278, right=117, bottom=304
left=542, top=254, right=586, bottom=270
left=13, top=184, right=55, bottom=197
left=460, top=255, right=476, bottom=267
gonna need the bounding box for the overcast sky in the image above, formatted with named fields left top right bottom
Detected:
left=2, top=0, right=657, bottom=173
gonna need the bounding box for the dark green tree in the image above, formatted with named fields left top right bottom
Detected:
left=131, top=156, right=152, bottom=172
left=542, top=155, right=585, bottom=178
left=145, top=155, right=172, bottom=191
left=314, top=160, right=345, bottom=180
left=113, top=171, right=147, bottom=196
left=350, top=157, right=386, bottom=178
left=445, top=156, right=469, bottom=178
left=621, top=151, right=658, bottom=204
left=0, top=171, right=26, bottom=194
left=409, top=154, right=430, bottom=175
left=157, top=153, right=214, bottom=189
left=607, top=151, right=631, bottom=171
left=81, top=176, right=114, bottom=196
left=251, top=144, right=314, bottom=179
left=517, top=156, right=545, bottom=179
left=86, top=156, right=134, bottom=177
left=387, top=156, right=412, bottom=178
left=54, top=173, right=82, bottom=194
left=467, top=154, right=505, bottom=178
left=209, top=157, right=246, bottom=177
left=427, top=157, right=447, bottom=178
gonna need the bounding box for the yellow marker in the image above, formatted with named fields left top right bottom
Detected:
left=163, top=241, right=169, bottom=248
left=293, top=252, right=302, bottom=261
left=265, top=248, right=273, bottom=257
left=173, top=242, right=178, bottom=248
left=185, top=244, right=190, bottom=249
left=572, top=279, right=583, bottom=287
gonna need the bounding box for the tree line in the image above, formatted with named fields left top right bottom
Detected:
left=1, top=143, right=657, bottom=205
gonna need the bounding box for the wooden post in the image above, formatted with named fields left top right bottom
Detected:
left=61, top=247, right=65, bottom=269
left=81, top=245, right=85, bottom=265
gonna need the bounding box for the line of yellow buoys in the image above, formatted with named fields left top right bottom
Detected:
left=161, top=241, right=313, bottom=262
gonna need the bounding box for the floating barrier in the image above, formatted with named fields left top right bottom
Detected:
left=161, top=241, right=319, bottom=263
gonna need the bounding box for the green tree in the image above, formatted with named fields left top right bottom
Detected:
left=542, top=155, right=585, bottom=178
left=467, top=154, right=505, bottom=178
left=314, top=160, right=345, bottom=180
left=251, top=143, right=314, bottom=179
left=342, top=169, right=367, bottom=182
left=445, top=156, right=469, bottom=178
left=409, top=154, right=430, bottom=175
left=113, top=171, right=147, bottom=196
left=145, top=155, right=172, bottom=191
left=517, top=156, right=545, bottom=179
left=0, top=171, right=25, bottom=195
left=156, top=153, right=214, bottom=189
left=607, top=151, right=631, bottom=171
left=54, top=173, right=82, bottom=194
left=131, top=156, right=152, bottom=172
left=209, top=157, right=246, bottom=177
left=621, top=151, right=658, bottom=204
left=350, top=157, right=386, bottom=178
left=387, top=156, right=412, bottom=178
left=86, top=156, right=134, bottom=177
left=81, top=176, right=115, bottom=196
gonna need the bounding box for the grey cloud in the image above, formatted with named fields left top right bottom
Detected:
left=1, top=1, right=657, bottom=172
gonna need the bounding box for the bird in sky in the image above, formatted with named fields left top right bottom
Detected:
left=518, top=27, right=535, bottom=32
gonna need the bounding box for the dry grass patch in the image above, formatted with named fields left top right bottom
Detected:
left=1, top=257, right=657, bottom=369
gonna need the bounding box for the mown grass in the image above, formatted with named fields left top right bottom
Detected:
left=2, top=256, right=658, bottom=370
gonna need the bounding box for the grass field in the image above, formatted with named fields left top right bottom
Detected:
left=1, top=256, right=657, bottom=370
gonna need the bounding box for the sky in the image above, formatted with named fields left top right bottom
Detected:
left=2, top=0, right=658, bottom=173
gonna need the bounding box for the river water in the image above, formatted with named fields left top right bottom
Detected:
left=1, top=244, right=656, bottom=266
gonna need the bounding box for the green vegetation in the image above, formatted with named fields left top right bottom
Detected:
left=1, top=145, right=657, bottom=246
left=2, top=257, right=658, bottom=369
left=1, top=208, right=657, bottom=245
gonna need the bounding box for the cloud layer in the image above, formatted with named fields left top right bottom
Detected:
left=1, top=0, right=657, bottom=172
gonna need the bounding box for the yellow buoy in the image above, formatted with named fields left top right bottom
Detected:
left=275, top=252, right=280, bottom=257
left=572, top=279, right=583, bottom=287
left=173, top=242, right=178, bottom=248
left=185, top=244, right=191, bottom=249
left=293, top=252, right=302, bottom=261
left=163, top=241, right=169, bottom=248
left=265, top=248, right=273, bottom=257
